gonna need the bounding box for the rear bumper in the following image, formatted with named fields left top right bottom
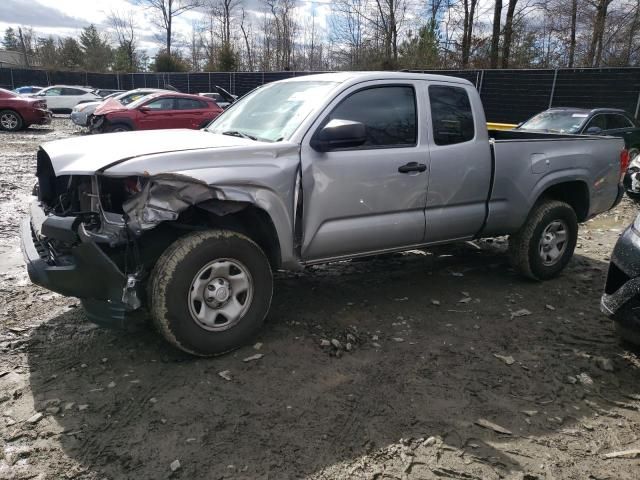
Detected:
left=20, top=201, right=139, bottom=327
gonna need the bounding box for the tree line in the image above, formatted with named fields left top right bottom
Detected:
left=2, top=0, right=639, bottom=73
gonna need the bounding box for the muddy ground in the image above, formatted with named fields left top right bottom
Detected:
left=1, top=118, right=640, bottom=480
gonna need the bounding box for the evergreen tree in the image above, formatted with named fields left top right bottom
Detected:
left=58, top=37, right=83, bottom=70
left=2, top=27, right=19, bottom=50
left=79, top=24, right=112, bottom=71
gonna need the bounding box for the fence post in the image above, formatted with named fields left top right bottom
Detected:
left=10, top=68, right=14, bottom=89
left=187, top=72, right=190, bottom=93
left=478, top=70, right=485, bottom=94
left=548, top=69, right=558, bottom=108
left=208, top=72, right=211, bottom=91
left=635, top=90, right=640, bottom=119
left=475, top=70, right=480, bottom=89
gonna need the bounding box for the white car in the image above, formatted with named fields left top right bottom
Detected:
left=29, top=86, right=101, bottom=112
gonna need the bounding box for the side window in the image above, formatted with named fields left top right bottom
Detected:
left=325, top=86, right=417, bottom=148
left=44, top=88, right=62, bottom=96
left=176, top=98, right=206, bottom=110
left=429, top=85, right=474, bottom=146
left=143, top=98, right=175, bottom=110
left=606, top=114, right=632, bottom=130
left=62, top=88, right=86, bottom=96
left=586, top=115, right=607, bottom=131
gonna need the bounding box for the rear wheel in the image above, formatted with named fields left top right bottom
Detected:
left=149, top=230, right=273, bottom=356
left=509, top=200, right=578, bottom=280
left=0, top=110, right=23, bottom=131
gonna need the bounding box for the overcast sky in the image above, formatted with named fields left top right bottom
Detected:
left=0, top=0, right=331, bottom=55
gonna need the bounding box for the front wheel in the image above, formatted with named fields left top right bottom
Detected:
left=508, top=200, right=578, bottom=280
left=108, top=123, right=132, bottom=133
left=0, top=110, right=23, bottom=131
left=149, top=230, right=273, bottom=356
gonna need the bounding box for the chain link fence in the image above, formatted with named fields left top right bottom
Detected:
left=2, top=66, right=639, bottom=123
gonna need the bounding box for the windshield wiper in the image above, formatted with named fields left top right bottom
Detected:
left=222, top=130, right=257, bottom=141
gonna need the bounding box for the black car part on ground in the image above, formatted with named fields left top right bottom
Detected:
left=601, top=220, right=640, bottom=345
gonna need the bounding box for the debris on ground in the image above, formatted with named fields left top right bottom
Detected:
left=493, top=354, right=515, bottom=365
left=218, top=370, right=232, bottom=381
left=242, top=353, right=264, bottom=362
left=475, top=418, right=513, bottom=435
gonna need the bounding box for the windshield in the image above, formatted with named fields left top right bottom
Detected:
left=126, top=94, right=160, bottom=109
left=518, top=111, right=588, bottom=134
left=206, top=80, right=338, bottom=142
left=118, top=91, right=153, bottom=106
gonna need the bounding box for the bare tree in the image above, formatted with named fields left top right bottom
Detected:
left=108, top=10, right=138, bottom=71
left=501, top=0, right=519, bottom=68
left=134, top=0, right=203, bottom=55
left=490, top=0, right=503, bottom=68
left=239, top=8, right=254, bottom=70
left=461, top=0, right=479, bottom=67
left=586, top=0, right=614, bottom=66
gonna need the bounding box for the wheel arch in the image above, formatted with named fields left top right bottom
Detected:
left=535, top=180, right=590, bottom=222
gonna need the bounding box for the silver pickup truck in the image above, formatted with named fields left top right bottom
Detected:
left=21, top=72, right=627, bottom=356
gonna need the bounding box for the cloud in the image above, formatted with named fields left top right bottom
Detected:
left=0, top=0, right=87, bottom=29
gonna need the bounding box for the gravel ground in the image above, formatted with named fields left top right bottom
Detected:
left=1, top=118, right=640, bottom=480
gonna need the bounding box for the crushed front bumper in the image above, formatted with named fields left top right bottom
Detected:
left=70, top=111, right=89, bottom=126
left=601, top=224, right=640, bottom=342
left=20, top=201, right=140, bottom=328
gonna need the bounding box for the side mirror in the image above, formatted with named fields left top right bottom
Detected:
left=310, top=119, right=367, bottom=152
left=586, top=126, right=603, bottom=135
left=139, top=106, right=150, bottom=113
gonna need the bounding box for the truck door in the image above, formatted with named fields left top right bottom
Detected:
left=299, top=82, right=430, bottom=262
left=423, top=83, right=493, bottom=243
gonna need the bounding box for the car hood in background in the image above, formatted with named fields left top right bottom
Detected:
left=39, top=129, right=283, bottom=175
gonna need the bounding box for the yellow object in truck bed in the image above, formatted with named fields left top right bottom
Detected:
left=487, top=122, right=518, bottom=131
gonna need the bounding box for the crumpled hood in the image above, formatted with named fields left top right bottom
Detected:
left=94, top=98, right=125, bottom=115
left=41, top=129, right=258, bottom=175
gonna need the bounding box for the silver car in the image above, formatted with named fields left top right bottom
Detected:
left=70, top=88, right=168, bottom=126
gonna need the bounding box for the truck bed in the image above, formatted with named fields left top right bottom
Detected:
left=483, top=129, right=625, bottom=236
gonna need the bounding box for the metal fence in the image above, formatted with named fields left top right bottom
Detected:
left=2, top=66, right=640, bottom=123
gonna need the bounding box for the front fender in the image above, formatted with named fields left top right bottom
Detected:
left=121, top=174, right=299, bottom=269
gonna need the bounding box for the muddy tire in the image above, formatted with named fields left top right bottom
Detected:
left=508, top=200, right=578, bottom=280
left=149, top=230, right=273, bottom=356
left=0, top=110, right=23, bottom=131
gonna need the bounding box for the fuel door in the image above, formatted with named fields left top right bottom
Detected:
left=531, top=153, right=550, bottom=174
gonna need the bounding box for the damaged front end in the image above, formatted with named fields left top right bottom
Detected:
left=22, top=148, right=240, bottom=327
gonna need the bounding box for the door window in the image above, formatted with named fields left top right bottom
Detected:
left=323, top=86, right=417, bottom=148
left=62, top=88, right=86, bottom=96
left=429, top=85, right=475, bottom=145
left=605, top=114, right=633, bottom=130
left=143, top=98, right=175, bottom=110
left=176, top=98, right=206, bottom=110
left=44, top=88, right=62, bottom=96
left=585, top=115, right=607, bottom=131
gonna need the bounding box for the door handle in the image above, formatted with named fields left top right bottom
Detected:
left=398, top=162, right=427, bottom=173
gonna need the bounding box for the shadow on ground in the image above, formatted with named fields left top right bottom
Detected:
left=25, top=244, right=640, bottom=479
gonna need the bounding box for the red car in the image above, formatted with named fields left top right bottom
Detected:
left=0, top=88, right=51, bottom=131
left=89, top=92, right=223, bottom=133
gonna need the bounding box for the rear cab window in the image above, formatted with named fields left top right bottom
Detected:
left=428, top=85, right=475, bottom=146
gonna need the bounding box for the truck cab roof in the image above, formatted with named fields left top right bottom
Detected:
left=277, top=71, right=474, bottom=88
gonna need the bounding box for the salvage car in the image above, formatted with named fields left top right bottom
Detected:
left=28, top=85, right=101, bottom=112
left=0, top=88, right=51, bottom=131
left=199, top=85, right=238, bottom=109
left=14, top=86, right=43, bottom=95
left=601, top=212, right=640, bottom=346
left=71, top=88, right=168, bottom=127
left=21, top=72, right=627, bottom=356
left=88, top=92, right=223, bottom=133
